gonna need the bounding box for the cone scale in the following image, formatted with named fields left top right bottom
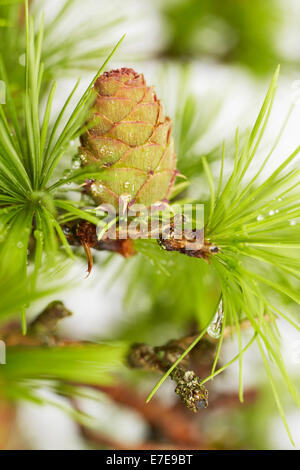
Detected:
left=80, top=68, right=177, bottom=212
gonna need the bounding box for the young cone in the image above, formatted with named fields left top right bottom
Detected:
left=80, top=68, right=177, bottom=212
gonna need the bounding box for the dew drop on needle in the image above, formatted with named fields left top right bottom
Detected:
left=208, top=298, right=224, bottom=339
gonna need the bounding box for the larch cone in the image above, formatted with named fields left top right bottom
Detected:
left=79, top=68, right=177, bottom=212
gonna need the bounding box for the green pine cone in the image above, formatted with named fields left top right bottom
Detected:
left=79, top=68, right=177, bottom=212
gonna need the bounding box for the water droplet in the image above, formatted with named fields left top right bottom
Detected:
left=208, top=299, right=224, bottom=339
left=17, top=241, right=23, bottom=248
left=34, top=229, right=44, bottom=242
left=63, top=169, right=70, bottom=179
left=290, top=220, right=297, bottom=226
left=19, top=53, right=26, bottom=66
left=269, top=210, right=275, bottom=216
left=90, top=183, right=105, bottom=198
left=72, top=159, right=81, bottom=170
left=257, top=215, right=264, bottom=221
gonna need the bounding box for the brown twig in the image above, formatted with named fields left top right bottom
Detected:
left=76, top=383, right=258, bottom=450
left=128, top=340, right=210, bottom=412
left=62, top=220, right=136, bottom=275
left=0, top=301, right=73, bottom=346
left=80, top=425, right=207, bottom=450
left=94, top=383, right=207, bottom=448
left=0, top=399, right=16, bottom=450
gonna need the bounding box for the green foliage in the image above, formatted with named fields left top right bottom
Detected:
left=204, top=67, right=300, bottom=441
left=0, top=0, right=299, bottom=447
left=0, top=0, right=125, bottom=95
left=112, top=241, right=219, bottom=343
left=1, top=342, right=128, bottom=402
left=0, top=261, right=68, bottom=326
left=0, top=2, right=129, bottom=413
left=162, top=0, right=284, bottom=75
left=0, top=1, right=124, bottom=284
left=132, top=67, right=300, bottom=443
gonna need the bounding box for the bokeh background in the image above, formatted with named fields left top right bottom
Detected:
left=1, top=0, right=300, bottom=450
